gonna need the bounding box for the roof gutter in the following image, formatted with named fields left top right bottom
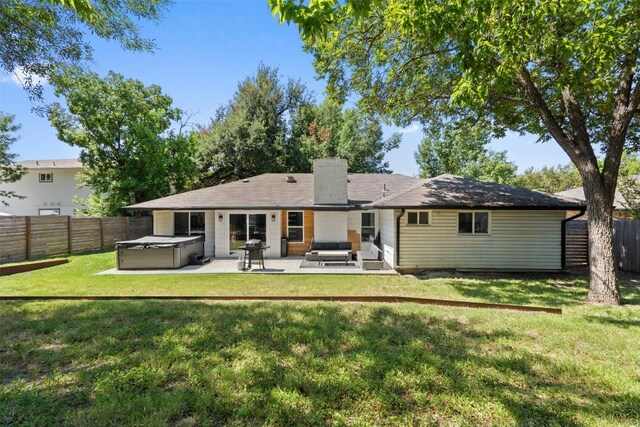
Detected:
left=395, top=209, right=405, bottom=269
left=561, top=208, right=586, bottom=270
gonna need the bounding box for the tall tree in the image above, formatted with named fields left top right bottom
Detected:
left=415, top=123, right=516, bottom=183
left=48, top=71, right=196, bottom=216
left=0, top=113, right=27, bottom=204
left=270, top=0, right=640, bottom=305
left=195, top=65, right=313, bottom=187
left=512, top=165, right=582, bottom=194
left=0, top=0, right=169, bottom=98
left=195, top=66, right=399, bottom=186
left=297, top=100, right=400, bottom=173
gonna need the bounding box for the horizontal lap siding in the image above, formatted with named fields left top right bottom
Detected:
left=399, top=210, right=565, bottom=270
left=153, top=211, right=173, bottom=235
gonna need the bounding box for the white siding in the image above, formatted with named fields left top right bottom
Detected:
left=314, top=211, right=348, bottom=241
left=205, top=211, right=215, bottom=257
left=214, top=210, right=281, bottom=258
left=348, top=209, right=379, bottom=250
left=0, top=168, right=91, bottom=216
left=398, top=210, right=566, bottom=270
left=153, top=211, right=174, bottom=235
left=378, top=209, right=396, bottom=268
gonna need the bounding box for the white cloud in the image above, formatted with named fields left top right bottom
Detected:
left=0, top=67, right=48, bottom=87
left=399, top=123, right=422, bottom=134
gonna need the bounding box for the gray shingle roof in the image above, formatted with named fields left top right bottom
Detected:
left=372, top=174, right=586, bottom=209
left=556, top=175, right=639, bottom=210
left=17, top=159, right=84, bottom=169
left=126, top=173, right=419, bottom=210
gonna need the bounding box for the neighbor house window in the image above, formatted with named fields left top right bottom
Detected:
left=39, top=208, right=60, bottom=216
left=407, top=210, right=429, bottom=225
left=287, top=211, right=304, bottom=242
left=174, top=211, right=205, bottom=236
left=361, top=212, right=375, bottom=242
left=39, top=173, right=53, bottom=182
left=458, top=212, right=489, bottom=234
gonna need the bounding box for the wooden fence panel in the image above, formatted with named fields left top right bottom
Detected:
left=70, top=217, right=102, bottom=253
left=0, top=216, right=28, bottom=262
left=0, top=215, right=153, bottom=263
left=128, top=217, right=152, bottom=240
left=101, top=217, right=129, bottom=249
left=565, top=220, right=589, bottom=267
left=614, top=220, right=640, bottom=273
left=29, top=216, right=69, bottom=259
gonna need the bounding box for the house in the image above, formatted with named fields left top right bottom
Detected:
left=556, top=175, right=640, bottom=219
left=126, top=158, right=585, bottom=272
left=0, top=159, right=91, bottom=216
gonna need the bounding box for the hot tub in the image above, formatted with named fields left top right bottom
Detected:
left=116, top=235, right=204, bottom=270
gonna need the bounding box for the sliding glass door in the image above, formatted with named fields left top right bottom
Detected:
left=229, top=213, right=267, bottom=253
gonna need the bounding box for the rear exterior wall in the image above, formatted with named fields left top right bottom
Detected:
left=397, top=209, right=566, bottom=270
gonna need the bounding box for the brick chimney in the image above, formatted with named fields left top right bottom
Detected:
left=313, top=158, right=348, bottom=205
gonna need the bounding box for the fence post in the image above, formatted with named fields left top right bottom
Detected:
left=100, top=217, right=105, bottom=250
left=68, top=216, right=72, bottom=254
left=25, top=216, right=31, bottom=260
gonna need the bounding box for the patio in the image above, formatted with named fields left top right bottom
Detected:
left=98, top=256, right=398, bottom=275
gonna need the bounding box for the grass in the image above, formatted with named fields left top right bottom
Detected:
left=1, top=252, right=639, bottom=425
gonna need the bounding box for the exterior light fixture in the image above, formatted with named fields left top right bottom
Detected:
left=271, top=214, right=276, bottom=222
left=218, top=214, right=223, bottom=222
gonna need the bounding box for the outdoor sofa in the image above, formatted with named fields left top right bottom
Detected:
left=304, top=241, right=353, bottom=262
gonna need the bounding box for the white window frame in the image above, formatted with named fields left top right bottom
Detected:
left=457, top=211, right=491, bottom=235
left=39, top=208, right=60, bottom=216
left=406, top=210, right=430, bottom=226
left=174, top=211, right=205, bottom=236
left=360, top=211, right=376, bottom=242
left=286, top=211, right=304, bottom=243
left=39, top=172, right=53, bottom=183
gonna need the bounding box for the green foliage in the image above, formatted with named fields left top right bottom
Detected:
left=296, top=99, right=401, bottom=173
left=0, top=113, right=27, bottom=203
left=48, top=70, right=197, bottom=216
left=512, top=164, right=582, bottom=194
left=619, top=176, right=640, bottom=219
left=415, top=122, right=517, bottom=184
left=195, top=66, right=399, bottom=186
left=0, top=0, right=169, bottom=98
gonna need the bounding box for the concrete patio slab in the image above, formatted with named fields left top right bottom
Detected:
left=98, top=257, right=398, bottom=275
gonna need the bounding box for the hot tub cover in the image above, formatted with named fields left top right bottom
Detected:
left=116, top=235, right=203, bottom=249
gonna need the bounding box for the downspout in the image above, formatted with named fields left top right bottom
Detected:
left=561, top=208, right=586, bottom=270
left=395, top=209, right=406, bottom=269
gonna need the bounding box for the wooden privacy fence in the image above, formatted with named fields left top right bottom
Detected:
left=565, top=219, right=640, bottom=273
left=614, top=220, right=640, bottom=273
left=0, top=216, right=152, bottom=263
left=565, top=220, right=589, bottom=267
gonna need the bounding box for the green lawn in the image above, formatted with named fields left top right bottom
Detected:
left=1, top=252, right=639, bottom=425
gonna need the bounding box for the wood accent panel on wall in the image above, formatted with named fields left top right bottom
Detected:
left=347, top=229, right=362, bottom=253
left=281, top=210, right=314, bottom=256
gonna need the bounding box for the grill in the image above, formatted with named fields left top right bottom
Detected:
left=240, top=239, right=266, bottom=270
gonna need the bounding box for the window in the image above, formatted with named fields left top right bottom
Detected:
left=287, top=211, right=304, bottom=242
left=407, top=210, right=429, bottom=225
left=39, top=173, right=53, bottom=182
left=174, top=211, right=205, bottom=236
left=38, top=208, right=60, bottom=216
left=458, top=212, right=489, bottom=234
left=361, top=212, right=376, bottom=242
left=229, top=213, right=266, bottom=252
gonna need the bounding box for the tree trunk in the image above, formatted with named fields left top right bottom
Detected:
left=582, top=179, right=622, bottom=305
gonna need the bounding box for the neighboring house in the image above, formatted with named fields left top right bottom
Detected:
left=556, top=175, right=640, bottom=219
left=127, top=158, right=585, bottom=271
left=0, top=159, right=91, bottom=216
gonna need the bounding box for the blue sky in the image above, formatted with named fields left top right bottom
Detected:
left=0, top=0, right=572, bottom=177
